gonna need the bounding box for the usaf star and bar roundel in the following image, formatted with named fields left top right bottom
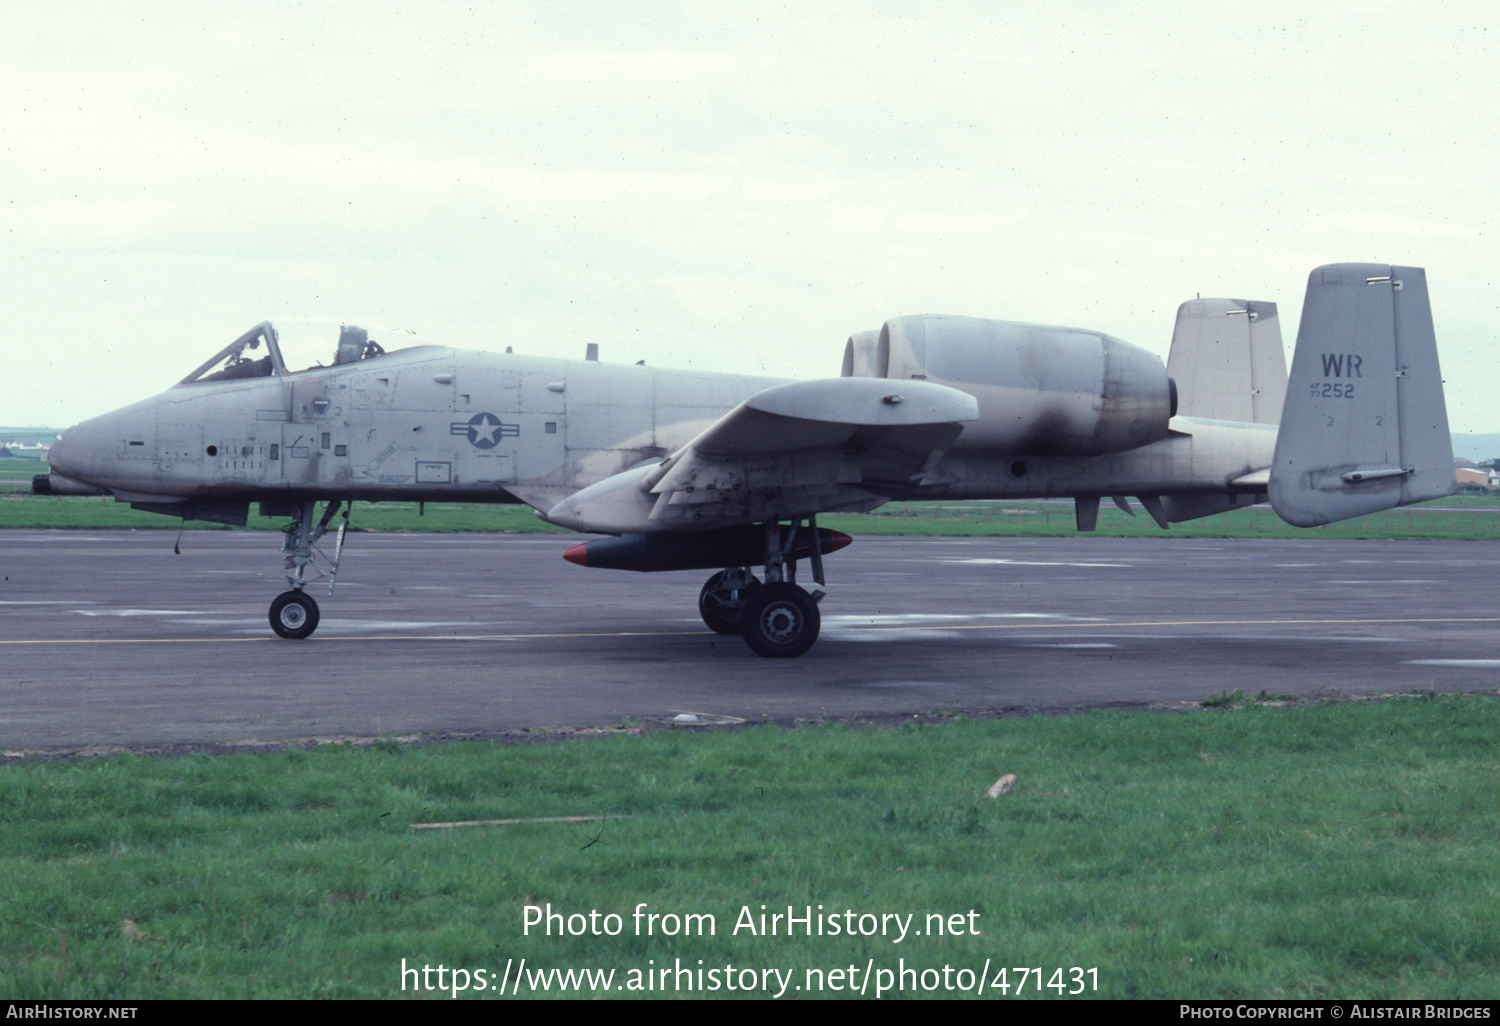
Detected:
left=451, top=412, right=520, bottom=449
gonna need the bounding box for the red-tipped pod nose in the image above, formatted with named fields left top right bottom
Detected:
left=563, top=543, right=589, bottom=566
left=828, top=531, right=853, bottom=552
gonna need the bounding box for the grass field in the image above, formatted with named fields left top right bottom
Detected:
left=0, top=492, right=573, bottom=534
left=2, top=695, right=1498, bottom=999
left=0, top=457, right=44, bottom=490
left=5, top=454, right=1500, bottom=540
left=833, top=496, right=1500, bottom=541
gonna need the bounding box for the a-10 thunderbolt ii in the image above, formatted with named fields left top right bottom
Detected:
left=37, top=262, right=1454, bottom=657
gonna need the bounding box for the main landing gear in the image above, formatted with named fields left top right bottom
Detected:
left=697, top=517, right=828, bottom=658
left=698, top=569, right=761, bottom=635
left=268, top=500, right=350, bottom=640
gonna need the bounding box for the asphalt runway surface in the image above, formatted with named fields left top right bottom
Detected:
left=2, top=529, right=1497, bottom=752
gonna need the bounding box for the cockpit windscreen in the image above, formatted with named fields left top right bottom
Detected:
left=180, top=320, right=412, bottom=385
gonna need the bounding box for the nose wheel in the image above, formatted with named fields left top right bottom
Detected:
left=269, top=590, right=320, bottom=639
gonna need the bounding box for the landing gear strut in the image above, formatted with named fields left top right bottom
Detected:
left=705, top=516, right=828, bottom=658
left=268, top=500, right=350, bottom=640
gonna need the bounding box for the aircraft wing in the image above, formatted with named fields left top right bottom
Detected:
left=546, top=377, right=979, bottom=532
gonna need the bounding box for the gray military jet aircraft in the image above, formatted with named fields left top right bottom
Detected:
left=37, top=262, right=1453, bottom=657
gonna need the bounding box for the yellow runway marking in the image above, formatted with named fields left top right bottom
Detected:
left=3, top=616, right=1497, bottom=646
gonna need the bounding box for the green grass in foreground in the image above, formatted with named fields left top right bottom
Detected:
left=3, top=696, right=1499, bottom=999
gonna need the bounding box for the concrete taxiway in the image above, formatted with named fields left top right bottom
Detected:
left=1, top=529, right=1496, bottom=751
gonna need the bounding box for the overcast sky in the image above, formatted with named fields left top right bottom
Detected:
left=3, top=1, right=1496, bottom=433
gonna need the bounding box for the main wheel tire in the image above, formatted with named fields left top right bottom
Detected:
left=698, top=570, right=762, bottom=635
left=269, top=590, right=320, bottom=640
left=740, top=582, right=820, bottom=658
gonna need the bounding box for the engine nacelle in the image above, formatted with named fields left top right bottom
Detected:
left=842, top=315, right=1174, bottom=457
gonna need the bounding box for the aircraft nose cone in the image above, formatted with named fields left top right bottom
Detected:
left=45, top=426, right=82, bottom=478
left=46, top=414, right=115, bottom=487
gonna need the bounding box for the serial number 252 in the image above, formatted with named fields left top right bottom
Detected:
left=1310, top=382, right=1355, bottom=398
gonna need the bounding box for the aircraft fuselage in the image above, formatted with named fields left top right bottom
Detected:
left=48, top=345, right=1276, bottom=519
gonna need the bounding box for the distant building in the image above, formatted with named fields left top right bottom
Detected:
left=1454, top=467, right=1497, bottom=489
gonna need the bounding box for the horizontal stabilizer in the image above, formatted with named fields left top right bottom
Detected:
left=1159, top=492, right=1268, bottom=524
left=1269, top=264, right=1454, bottom=527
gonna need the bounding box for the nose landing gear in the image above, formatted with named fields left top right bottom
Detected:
left=267, top=500, right=349, bottom=640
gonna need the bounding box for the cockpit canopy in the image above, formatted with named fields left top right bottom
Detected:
left=180, top=320, right=413, bottom=385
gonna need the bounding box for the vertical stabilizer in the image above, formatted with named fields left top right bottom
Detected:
left=1166, top=299, right=1286, bottom=423
left=1269, top=264, right=1454, bottom=527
